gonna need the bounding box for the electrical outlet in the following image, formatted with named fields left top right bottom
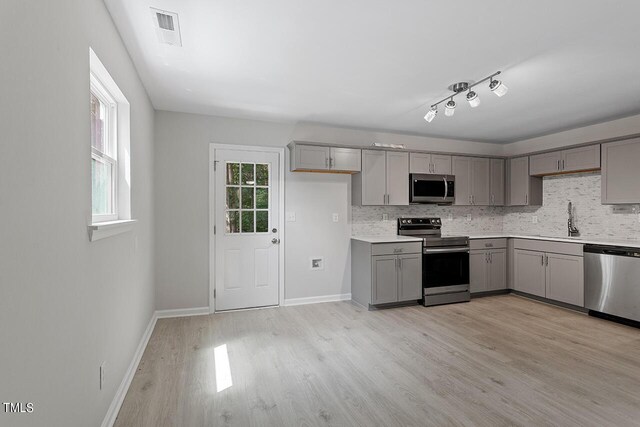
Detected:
left=447, top=213, right=453, bottom=222
left=532, top=215, right=538, bottom=224
left=100, top=362, right=106, bottom=390
left=466, top=214, right=472, bottom=222
left=286, top=212, right=296, bottom=222
left=310, top=257, right=324, bottom=270
left=382, top=213, right=389, bottom=221
left=332, top=213, right=339, bottom=222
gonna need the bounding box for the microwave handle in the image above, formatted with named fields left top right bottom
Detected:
left=443, top=177, right=448, bottom=200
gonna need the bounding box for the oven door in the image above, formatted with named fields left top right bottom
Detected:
left=422, top=247, right=470, bottom=290
left=410, top=174, right=454, bottom=204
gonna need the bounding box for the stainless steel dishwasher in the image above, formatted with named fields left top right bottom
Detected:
left=584, top=244, right=640, bottom=322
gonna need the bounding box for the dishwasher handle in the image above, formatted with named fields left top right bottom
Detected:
left=584, top=244, right=640, bottom=257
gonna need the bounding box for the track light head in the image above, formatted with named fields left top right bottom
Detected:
left=489, top=79, right=508, bottom=97
left=466, top=90, right=480, bottom=108
left=444, top=99, right=456, bottom=117
left=424, top=107, right=437, bottom=123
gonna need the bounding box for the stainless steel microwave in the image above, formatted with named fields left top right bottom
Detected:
left=409, top=174, right=455, bottom=204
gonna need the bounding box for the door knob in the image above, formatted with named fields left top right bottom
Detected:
left=271, top=238, right=280, bottom=244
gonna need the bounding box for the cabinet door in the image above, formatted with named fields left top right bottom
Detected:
left=488, top=249, right=507, bottom=291
left=601, top=138, right=640, bottom=204
left=513, top=249, right=546, bottom=297
left=361, top=150, right=387, bottom=205
left=546, top=253, right=584, bottom=306
left=508, top=157, right=529, bottom=206
left=398, top=254, right=422, bottom=301
left=490, top=158, right=505, bottom=206
left=371, top=255, right=398, bottom=304
left=471, top=158, right=491, bottom=205
left=452, top=156, right=472, bottom=205
left=330, top=147, right=361, bottom=172
left=294, top=145, right=330, bottom=170
left=562, top=145, right=600, bottom=173
left=431, top=154, right=452, bottom=175
left=409, top=152, right=432, bottom=174
left=386, top=151, right=409, bottom=205
left=530, top=151, right=562, bottom=176
left=470, top=251, right=488, bottom=294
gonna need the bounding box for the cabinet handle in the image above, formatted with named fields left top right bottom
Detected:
left=330, top=157, right=334, bottom=168
left=325, top=158, right=329, bottom=168
left=562, top=159, right=565, bottom=170
left=525, top=194, right=528, bottom=205
left=541, top=255, right=544, bottom=266
left=545, top=254, right=549, bottom=266
left=557, top=160, right=560, bottom=171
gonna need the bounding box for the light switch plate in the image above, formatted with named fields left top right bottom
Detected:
left=332, top=213, right=339, bottom=222
left=286, top=212, right=296, bottom=222
left=532, top=215, right=538, bottom=224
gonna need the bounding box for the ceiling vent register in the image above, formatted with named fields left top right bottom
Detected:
left=150, top=8, right=182, bottom=47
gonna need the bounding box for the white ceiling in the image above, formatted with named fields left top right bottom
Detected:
left=105, top=0, right=640, bottom=143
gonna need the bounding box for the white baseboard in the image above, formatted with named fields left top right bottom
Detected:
left=284, top=293, right=352, bottom=307
left=101, top=311, right=157, bottom=427
left=155, top=306, right=210, bottom=319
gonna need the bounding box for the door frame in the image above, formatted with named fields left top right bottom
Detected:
left=209, top=143, right=286, bottom=313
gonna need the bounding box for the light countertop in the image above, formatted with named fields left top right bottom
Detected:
left=464, top=234, right=640, bottom=249
left=351, top=235, right=423, bottom=244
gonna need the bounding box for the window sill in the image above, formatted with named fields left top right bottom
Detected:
left=88, top=219, right=137, bottom=242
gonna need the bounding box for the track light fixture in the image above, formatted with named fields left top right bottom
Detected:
left=424, top=70, right=507, bottom=123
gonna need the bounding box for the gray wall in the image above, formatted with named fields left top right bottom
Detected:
left=153, top=111, right=503, bottom=309
left=0, top=1, right=155, bottom=426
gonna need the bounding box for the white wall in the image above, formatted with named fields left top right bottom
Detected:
left=154, top=111, right=503, bottom=309
left=0, top=1, right=155, bottom=426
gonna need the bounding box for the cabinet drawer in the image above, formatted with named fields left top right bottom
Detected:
left=371, top=242, right=422, bottom=256
left=513, top=239, right=583, bottom=256
left=470, top=238, right=507, bottom=250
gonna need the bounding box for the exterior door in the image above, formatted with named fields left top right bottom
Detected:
left=214, top=148, right=280, bottom=311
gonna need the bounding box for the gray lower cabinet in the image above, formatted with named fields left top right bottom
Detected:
left=353, top=150, right=408, bottom=206
left=352, top=240, right=422, bottom=308
left=507, top=156, right=542, bottom=206
left=470, top=239, right=507, bottom=294
left=513, top=243, right=584, bottom=306
left=602, top=137, right=640, bottom=204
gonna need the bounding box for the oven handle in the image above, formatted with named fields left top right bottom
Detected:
left=423, top=247, right=470, bottom=254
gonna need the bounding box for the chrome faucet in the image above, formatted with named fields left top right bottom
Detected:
left=568, top=201, right=580, bottom=237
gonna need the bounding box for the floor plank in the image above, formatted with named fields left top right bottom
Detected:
left=114, top=295, right=640, bottom=426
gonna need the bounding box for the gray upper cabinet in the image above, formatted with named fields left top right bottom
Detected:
left=507, top=157, right=542, bottom=206
left=602, top=137, right=640, bottom=204
left=292, top=145, right=330, bottom=170
left=562, top=145, right=600, bottom=173
left=359, top=150, right=386, bottom=205
left=290, top=143, right=361, bottom=172
left=409, top=152, right=451, bottom=174
left=453, top=156, right=492, bottom=206
left=386, top=151, right=409, bottom=205
left=529, top=144, right=600, bottom=176
left=513, top=249, right=546, bottom=297
left=353, top=150, right=408, bottom=206
left=490, top=158, right=505, bottom=206
left=471, top=157, right=491, bottom=206
left=530, top=151, right=562, bottom=176
left=330, top=147, right=361, bottom=172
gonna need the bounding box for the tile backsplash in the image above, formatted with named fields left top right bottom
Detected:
left=352, top=172, right=640, bottom=240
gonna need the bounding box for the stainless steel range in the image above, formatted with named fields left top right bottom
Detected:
left=397, top=217, right=470, bottom=306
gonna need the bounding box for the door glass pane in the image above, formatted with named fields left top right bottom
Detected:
left=92, top=157, right=112, bottom=215
left=256, top=211, right=268, bottom=232
left=226, top=163, right=240, bottom=185
left=241, top=211, right=254, bottom=232
left=226, top=186, right=240, bottom=209
left=256, top=164, right=269, bottom=186
left=241, top=187, right=254, bottom=209
left=226, top=211, right=240, bottom=233
left=241, top=163, right=255, bottom=185
left=256, top=188, right=268, bottom=209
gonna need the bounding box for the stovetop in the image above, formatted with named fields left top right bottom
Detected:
left=397, top=217, right=469, bottom=248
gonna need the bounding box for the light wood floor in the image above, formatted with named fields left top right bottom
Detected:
left=115, top=295, right=640, bottom=426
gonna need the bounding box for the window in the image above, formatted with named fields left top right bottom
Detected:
left=89, top=48, right=131, bottom=229
left=225, top=162, right=270, bottom=233
left=90, top=77, right=118, bottom=222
